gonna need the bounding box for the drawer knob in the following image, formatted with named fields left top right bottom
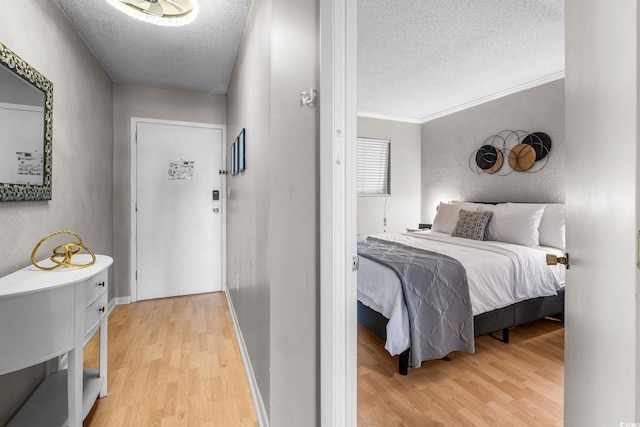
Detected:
left=99, top=307, right=105, bottom=313
left=98, top=282, right=105, bottom=287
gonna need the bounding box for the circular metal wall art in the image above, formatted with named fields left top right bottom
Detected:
left=475, top=145, right=503, bottom=174
left=508, top=143, right=536, bottom=171
left=469, top=130, right=552, bottom=175
left=521, top=131, right=552, bottom=161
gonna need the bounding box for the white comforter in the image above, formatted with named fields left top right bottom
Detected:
left=357, top=231, right=566, bottom=355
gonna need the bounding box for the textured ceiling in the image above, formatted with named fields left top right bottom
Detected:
left=55, top=0, right=564, bottom=122
left=358, top=0, right=565, bottom=122
left=56, top=0, right=251, bottom=93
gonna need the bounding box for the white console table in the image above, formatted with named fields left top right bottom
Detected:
left=0, top=254, right=112, bottom=427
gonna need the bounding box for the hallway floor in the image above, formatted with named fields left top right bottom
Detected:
left=83, top=292, right=258, bottom=426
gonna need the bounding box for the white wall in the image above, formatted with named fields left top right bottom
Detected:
left=112, top=83, right=226, bottom=299
left=0, top=2, right=114, bottom=424
left=420, top=79, right=566, bottom=222
left=226, top=0, right=320, bottom=424
left=357, top=117, right=421, bottom=234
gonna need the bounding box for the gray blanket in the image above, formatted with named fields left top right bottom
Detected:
left=358, top=236, right=474, bottom=368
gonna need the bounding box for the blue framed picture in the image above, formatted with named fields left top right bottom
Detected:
left=231, top=140, right=237, bottom=175
left=239, top=128, right=246, bottom=172
left=234, top=138, right=239, bottom=174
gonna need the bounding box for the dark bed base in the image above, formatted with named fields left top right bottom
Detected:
left=357, top=288, right=565, bottom=375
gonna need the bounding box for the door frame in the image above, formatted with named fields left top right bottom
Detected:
left=320, top=0, right=358, bottom=425
left=129, top=117, right=227, bottom=302
left=323, top=2, right=640, bottom=426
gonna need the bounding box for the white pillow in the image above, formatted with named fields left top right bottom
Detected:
left=509, top=203, right=565, bottom=249
left=432, top=202, right=483, bottom=234
left=449, top=200, right=487, bottom=211
left=431, top=202, right=464, bottom=234
left=481, top=203, right=545, bottom=247
left=539, top=204, right=566, bottom=249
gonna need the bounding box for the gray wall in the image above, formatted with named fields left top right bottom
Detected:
left=357, top=117, right=421, bottom=234
left=420, top=79, right=566, bottom=222
left=225, top=0, right=272, bottom=417
left=226, top=0, right=319, bottom=423
left=0, top=1, right=114, bottom=424
left=269, top=0, right=318, bottom=422
left=112, top=83, right=226, bottom=299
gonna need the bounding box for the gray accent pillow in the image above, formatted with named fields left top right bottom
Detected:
left=451, top=209, right=493, bottom=241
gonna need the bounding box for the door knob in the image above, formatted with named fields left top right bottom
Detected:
left=546, top=253, right=569, bottom=269
left=213, top=207, right=219, bottom=213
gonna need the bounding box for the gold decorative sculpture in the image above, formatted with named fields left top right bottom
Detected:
left=31, top=230, right=96, bottom=270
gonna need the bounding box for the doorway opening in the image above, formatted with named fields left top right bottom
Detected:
left=352, top=2, right=566, bottom=425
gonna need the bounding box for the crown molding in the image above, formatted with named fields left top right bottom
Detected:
left=357, top=71, right=565, bottom=125
left=419, top=71, right=565, bottom=123
left=356, top=112, right=423, bottom=124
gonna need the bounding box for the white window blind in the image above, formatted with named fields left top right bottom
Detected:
left=357, top=137, right=390, bottom=196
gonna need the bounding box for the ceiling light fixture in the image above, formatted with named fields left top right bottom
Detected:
left=105, top=0, right=198, bottom=26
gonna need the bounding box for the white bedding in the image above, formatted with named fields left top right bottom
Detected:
left=357, top=231, right=566, bottom=356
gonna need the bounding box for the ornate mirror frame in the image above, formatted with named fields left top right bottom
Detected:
left=0, top=42, right=53, bottom=201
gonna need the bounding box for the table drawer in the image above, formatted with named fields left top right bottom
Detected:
left=85, top=269, right=107, bottom=307
left=85, top=291, right=107, bottom=339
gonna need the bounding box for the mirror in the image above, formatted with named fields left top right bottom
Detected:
left=0, top=42, right=52, bottom=201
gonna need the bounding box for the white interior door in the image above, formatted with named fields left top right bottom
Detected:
left=136, top=121, right=223, bottom=301
left=564, top=0, right=640, bottom=424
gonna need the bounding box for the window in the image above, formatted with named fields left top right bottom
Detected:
left=357, top=137, right=390, bottom=196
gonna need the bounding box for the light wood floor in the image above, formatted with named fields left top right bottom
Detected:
left=83, top=292, right=258, bottom=427
left=358, top=318, right=564, bottom=427
left=83, top=293, right=562, bottom=426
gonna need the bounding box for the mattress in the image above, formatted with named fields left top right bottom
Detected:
left=357, top=231, right=566, bottom=356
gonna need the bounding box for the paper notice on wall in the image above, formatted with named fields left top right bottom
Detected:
left=168, top=160, right=194, bottom=180
left=16, top=151, right=42, bottom=177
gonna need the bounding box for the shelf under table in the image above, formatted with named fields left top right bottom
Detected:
left=8, top=368, right=103, bottom=427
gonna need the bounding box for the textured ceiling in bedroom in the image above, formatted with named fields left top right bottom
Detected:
left=358, top=0, right=565, bottom=122
left=55, top=0, right=564, bottom=123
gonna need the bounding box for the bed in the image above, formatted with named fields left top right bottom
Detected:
left=357, top=201, right=566, bottom=375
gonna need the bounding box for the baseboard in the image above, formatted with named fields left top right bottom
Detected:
left=108, top=296, right=131, bottom=315
left=224, top=289, right=269, bottom=427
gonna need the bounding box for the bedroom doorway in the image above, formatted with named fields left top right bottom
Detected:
left=350, top=3, right=568, bottom=427
left=337, top=1, right=640, bottom=426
